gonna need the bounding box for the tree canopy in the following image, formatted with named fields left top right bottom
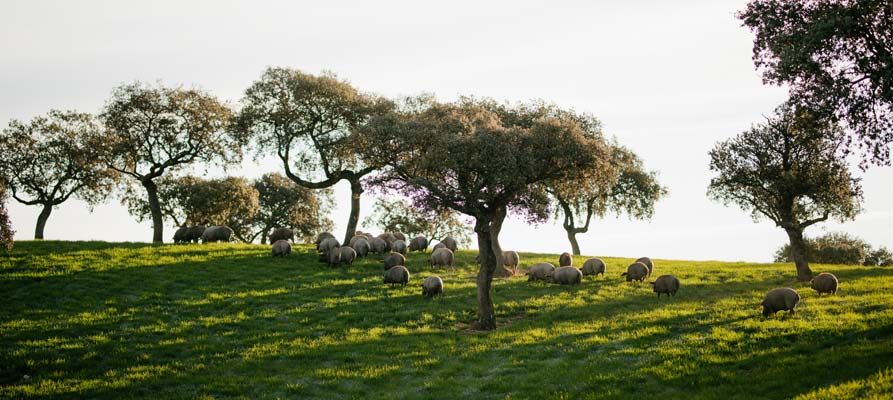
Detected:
left=365, top=197, right=472, bottom=247
left=252, top=172, right=333, bottom=244
left=708, top=103, right=862, bottom=280
left=549, top=141, right=667, bottom=255
left=97, top=82, right=238, bottom=243
left=359, top=97, right=611, bottom=329
left=0, top=110, right=117, bottom=239
left=233, top=67, right=392, bottom=244
left=739, top=0, right=893, bottom=165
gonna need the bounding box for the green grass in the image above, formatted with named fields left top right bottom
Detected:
left=1, top=241, right=891, bottom=399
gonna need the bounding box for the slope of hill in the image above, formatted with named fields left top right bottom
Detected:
left=1, top=241, right=891, bottom=399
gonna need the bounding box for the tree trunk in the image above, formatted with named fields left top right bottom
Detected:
left=474, top=217, right=497, bottom=330
left=786, top=228, right=813, bottom=281
left=143, top=179, right=164, bottom=243
left=261, top=232, right=268, bottom=245
left=34, top=203, right=52, bottom=240
left=343, top=179, right=363, bottom=244
left=473, top=207, right=507, bottom=331
left=566, top=229, right=581, bottom=255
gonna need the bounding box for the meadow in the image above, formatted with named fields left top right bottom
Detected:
left=1, top=241, right=891, bottom=399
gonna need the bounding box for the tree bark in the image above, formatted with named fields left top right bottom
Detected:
left=566, top=229, right=581, bottom=255
left=474, top=216, right=497, bottom=330
left=143, top=179, right=164, bottom=243
left=785, top=228, right=814, bottom=281
left=473, top=207, right=507, bottom=331
left=34, top=203, right=52, bottom=240
left=343, top=179, right=363, bottom=245
left=261, top=232, right=268, bottom=245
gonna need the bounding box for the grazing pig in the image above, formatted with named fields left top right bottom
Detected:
left=502, top=251, right=520, bottom=273
left=581, top=258, right=606, bottom=277
left=319, top=237, right=340, bottom=255
left=761, top=287, right=801, bottom=317
left=272, top=239, right=292, bottom=257
left=369, top=237, right=388, bottom=254
left=422, top=276, right=444, bottom=297
left=186, top=225, right=206, bottom=243
left=810, top=272, right=839, bottom=295
left=384, top=265, right=410, bottom=287
left=429, top=248, right=454, bottom=268
left=433, top=242, right=446, bottom=250
left=383, top=252, right=406, bottom=270
left=441, top=236, right=458, bottom=252
left=173, top=227, right=190, bottom=243
left=549, top=266, right=583, bottom=285
left=559, top=252, right=573, bottom=267
left=393, top=232, right=406, bottom=241
left=409, top=235, right=429, bottom=252
left=527, top=263, right=556, bottom=282
left=269, top=228, right=294, bottom=243
left=315, top=232, right=335, bottom=248
left=339, top=246, right=357, bottom=266
left=202, top=225, right=234, bottom=243
left=636, top=257, right=654, bottom=276
left=650, top=274, right=680, bottom=297
left=392, top=239, right=408, bottom=255
left=622, top=262, right=649, bottom=282
left=326, top=246, right=342, bottom=268
left=352, top=238, right=370, bottom=258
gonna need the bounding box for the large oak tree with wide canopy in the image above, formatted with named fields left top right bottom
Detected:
left=358, top=98, right=611, bottom=330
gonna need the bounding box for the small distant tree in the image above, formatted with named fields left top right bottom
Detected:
left=708, top=103, right=862, bottom=281
left=360, top=98, right=611, bottom=330
left=365, top=198, right=472, bottom=247
left=864, top=247, right=893, bottom=267
left=234, top=68, right=392, bottom=244
left=549, top=142, right=667, bottom=255
left=0, top=110, right=116, bottom=239
left=252, top=172, right=334, bottom=244
left=739, top=0, right=893, bottom=165
left=97, top=82, right=238, bottom=243
left=773, top=232, right=871, bottom=265
left=123, top=175, right=259, bottom=242
left=0, top=179, right=15, bottom=252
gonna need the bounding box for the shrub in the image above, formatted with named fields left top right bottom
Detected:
left=864, top=247, right=893, bottom=267
left=774, top=232, right=871, bottom=265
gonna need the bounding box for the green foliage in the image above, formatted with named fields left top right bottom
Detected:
left=0, top=110, right=118, bottom=238
left=774, top=232, right=872, bottom=265
left=364, top=197, right=471, bottom=247
left=252, top=172, right=333, bottom=244
left=708, top=103, right=862, bottom=230
left=739, top=0, right=893, bottom=165
left=550, top=140, right=667, bottom=253
left=0, top=182, right=13, bottom=252
left=124, top=174, right=333, bottom=244
left=865, top=247, right=893, bottom=267
left=1, top=241, right=892, bottom=398
left=97, top=82, right=238, bottom=181
left=95, top=82, right=238, bottom=243
left=233, top=67, right=393, bottom=242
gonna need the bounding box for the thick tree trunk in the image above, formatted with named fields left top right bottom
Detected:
left=34, top=203, right=52, bottom=240
left=786, top=228, right=813, bottom=281
left=474, top=217, right=497, bottom=331
left=473, top=208, right=507, bottom=331
left=566, top=229, right=581, bottom=255
left=261, top=232, right=268, bottom=245
left=343, top=180, right=363, bottom=245
left=143, top=179, right=164, bottom=243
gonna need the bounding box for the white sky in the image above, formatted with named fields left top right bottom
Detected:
left=2, top=0, right=890, bottom=262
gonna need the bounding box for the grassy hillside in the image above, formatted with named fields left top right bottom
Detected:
left=1, top=241, right=891, bottom=399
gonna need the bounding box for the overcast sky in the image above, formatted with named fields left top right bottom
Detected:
left=2, top=0, right=890, bottom=262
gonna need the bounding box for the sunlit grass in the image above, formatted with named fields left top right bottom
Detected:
left=1, top=240, right=891, bottom=399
